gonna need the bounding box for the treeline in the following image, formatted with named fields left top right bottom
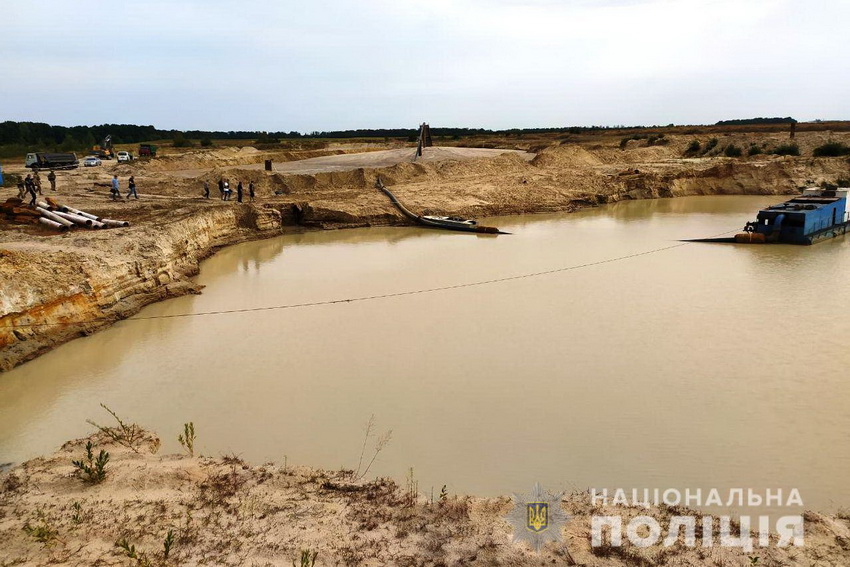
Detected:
left=0, top=120, right=646, bottom=149
left=300, top=126, right=617, bottom=138
left=715, top=117, right=797, bottom=126
left=0, top=122, right=162, bottom=147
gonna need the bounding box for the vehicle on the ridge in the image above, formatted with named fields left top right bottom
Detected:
left=92, top=135, right=114, bottom=159
left=116, top=151, right=133, bottom=162
left=25, top=152, right=79, bottom=170
left=83, top=156, right=102, bottom=167
left=138, top=144, right=157, bottom=158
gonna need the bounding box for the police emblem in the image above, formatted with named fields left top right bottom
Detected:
left=526, top=502, right=549, bottom=532
left=506, top=483, right=570, bottom=552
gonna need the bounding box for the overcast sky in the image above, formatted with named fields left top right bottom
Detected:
left=2, top=0, right=849, bottom=132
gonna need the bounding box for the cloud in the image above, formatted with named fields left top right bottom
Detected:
left=1, top=0, right=849, bottom=130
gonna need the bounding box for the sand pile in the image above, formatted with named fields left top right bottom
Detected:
left=144, top=146, right=266, bottom=172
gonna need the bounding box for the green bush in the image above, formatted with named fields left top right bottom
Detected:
left=199, top=138, right=213, bottom=147
left=72, top=441, right=109, bottom=484
left=172, top=133, right=193, bottom=148
left=747, top=144, right=763, bottom=156
left=724, top=144, right=743, bottom=157
left=703, top=138, right=719, bottom=154
left=619, top=133, right=649, bottom=149
left=813, top=142, right=850, bottom=157
left=684, top=140, right=701, bottom=155
left=771, top=143, right=800, bottom=156
left=255, top=132, right=279, bottom=145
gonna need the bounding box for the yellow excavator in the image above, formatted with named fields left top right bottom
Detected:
left=91, top=135, right=114, bottom=160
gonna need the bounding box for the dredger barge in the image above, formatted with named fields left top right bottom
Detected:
left=693, top=187, right=850, bottom=245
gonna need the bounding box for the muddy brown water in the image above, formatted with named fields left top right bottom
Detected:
left=2, top=196, right=849, bottom=515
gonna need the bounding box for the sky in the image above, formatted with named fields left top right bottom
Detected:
left=2, top=0, right=850, bottom=132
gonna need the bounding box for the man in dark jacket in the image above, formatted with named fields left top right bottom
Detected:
left=236, top=181, right=243, bottom=203
left=126, top=176, right=138, bottom=199
left=248, top=181, right=255, bottom=202
left=218, top=178, right=225, bottom=200
left=24, top=174, right=37, bottom=206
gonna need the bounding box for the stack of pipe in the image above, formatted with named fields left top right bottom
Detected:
left=1, top=197, right=130, bottom=232
left=60, top=205, right=130, bottom=228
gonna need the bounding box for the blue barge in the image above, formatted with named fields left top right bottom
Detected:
left=734, top=188, right=850, bottom=244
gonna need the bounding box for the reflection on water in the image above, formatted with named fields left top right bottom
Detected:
left=2, top=196, right=849, bottom=516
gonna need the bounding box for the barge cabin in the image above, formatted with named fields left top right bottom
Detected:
left=736, top=187, right=850, bottom=244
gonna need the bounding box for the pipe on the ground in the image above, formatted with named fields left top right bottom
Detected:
left=36, top=207, right=74, bottom=228
left=52, top=210, right=93, bottom=227
left=61, top=206, right=100, bottom=221
left=100, top=219, right=130, bottom=228
left=39, top=217, right=68, bottom=231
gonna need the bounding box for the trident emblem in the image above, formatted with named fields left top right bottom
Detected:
left=526, top=502, right=549, bottom=532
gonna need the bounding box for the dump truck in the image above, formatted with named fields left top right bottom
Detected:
left=25, top=152, right=79, bottom=170
left=138, top=144, right=157, bottom=158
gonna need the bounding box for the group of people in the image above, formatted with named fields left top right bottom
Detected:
left=110, top=175, right=138, bottom=200
left=18, top=170, right=58, bottom=205
left=203, top=178, right=255, bottom=202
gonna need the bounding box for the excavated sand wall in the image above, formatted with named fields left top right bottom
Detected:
left=0, top=205, right=281, bottom=371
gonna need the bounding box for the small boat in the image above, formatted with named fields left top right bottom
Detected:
left=421, top=215, right=478, bottom=228
left=375, top=178, right=506, bottom=234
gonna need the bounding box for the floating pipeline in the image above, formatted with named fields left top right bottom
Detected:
left=375, top=178, right=508, bottom=235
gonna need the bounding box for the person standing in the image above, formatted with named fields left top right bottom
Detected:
left=24, top=174, right=37, bottom=206
left=223, top=179, right=231, bottom=201
left=236, top=181, right=243, bottom=203
left=218, top=178, right=224, bottom=200
left=111, top=175, right=120, bottom=201
left=126, top=175, right=138, bottom=199
left=248, top=181, right=255, bottom=202
left=47, top=170, right=57, bottom=191
left=32, top=171, right=43, bottom=195
left=203, top=180, right=210, bottom=199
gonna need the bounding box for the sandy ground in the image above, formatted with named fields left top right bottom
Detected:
left=257, top=146, right=535, bottom=174
left=1, top=429, right=848, bottom=566
left=162, top=146, right=533, bottom=177
left=3, top=133, right=850, bottom=564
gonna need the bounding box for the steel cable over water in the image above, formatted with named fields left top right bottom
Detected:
left=5, top=228, right=740, bottom=329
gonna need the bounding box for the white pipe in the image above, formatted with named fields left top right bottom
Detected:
left=52, top=210, right=93, bottom=227
left=37, top=201, right=53, bottom=210
left=100, top=219, right=130, bottom=228
left=62, top=206, right=101, bottom=221
left=36, top=207, right=74, bottom=228
left=39, top=217, right=67, bottom=231
left=89, top=220, right=106, bottom=229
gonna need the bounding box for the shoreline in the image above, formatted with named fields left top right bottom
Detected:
left=1, top=428, right=848, bottom=566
